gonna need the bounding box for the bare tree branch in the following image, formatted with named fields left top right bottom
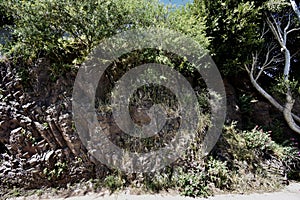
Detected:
left=245, top=57, right=300, bottom=124
left=287, top=27, right=300, bottom=34
left=267, top=14, right=284, bottom=45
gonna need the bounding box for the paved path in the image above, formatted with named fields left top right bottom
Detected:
left=9, top=183, right=300, bottom=200
left=51, top=191, right=300, bottom=200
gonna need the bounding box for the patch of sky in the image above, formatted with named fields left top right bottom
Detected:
left=160, top=0, right=192, bottom=6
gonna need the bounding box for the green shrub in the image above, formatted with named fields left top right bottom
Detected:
left=0, top=0, right=171, bottom=64
left=242, top=126, right=276, bottom=151
left=175, top=166, right=211, bottom=197
left=206, top=157, right=231, bottom=189
left=2, top=0, right=126, bottom=62
left=222, top=123, right=289, bottom=160
left=103, top=170, right=126, bottom=192
left=143, top=169, right=174, bottom=192
left=0, top=0, right=210, bottom=84
left=221, top=123, right=300, bottom=186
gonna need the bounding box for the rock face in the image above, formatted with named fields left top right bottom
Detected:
left=224, top=76, right=285, bottom=130
left=223, top=79, right=242, bottom=125
left=252, top=101, right=273, bottom=126
left=0, top=59, right=99, bottom=189
left=0, top=58, right=183, bottom=189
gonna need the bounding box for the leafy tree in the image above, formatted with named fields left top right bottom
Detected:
left=167, top=3, right=209, bottom=49
left=0, top=0, right=209, bottom=67
left=0, top=5, right=13, bottom=27
left=1, top=0, right=125, bottom=63
left=0, top=0, right=170, bottom=64
left=194, top=0, right=264, bottom=75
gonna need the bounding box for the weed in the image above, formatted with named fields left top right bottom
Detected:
left=206, top=157, right=231, bottom=189
left=10, top=186, right=21, bottom=197
left=175, top=167, right=211, bottom=197
left=43, top=161, right=68, bottom=181
left=143, top=169, right=174, bottom=192
left=103, top=172, right=125, bottom=193
left=42, top=122, right=49, bottom=129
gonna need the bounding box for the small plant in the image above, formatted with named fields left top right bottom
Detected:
left=42, top=122, right=49, bottom=129
left=71, top=121, right=77, bottom=132
left=238, top=94, right=254, bottom=114
left=175, top=167, right=211, bottom=197
left=10, top=186, right=21, bottom=197
left=75, top=156, right=83, bottom=163
left=206, top=157, right=231, bottom=189
left=143, top=168, right=174, bottom=192
left=17, top=66, right=31, bottom=88
left=242, top=126, right=275, bottom=151
left=267, top=119, right=285, bottom=143
left=103, top=172, right=125, bottom=192
left=20, top=129, right=38, bottom=146
left=43, top=161, right=68, bottom=181
left=221, top=123, right=300, bottom=190
left=222, top=123, right=283, bottom=160
left=35, top=189, right=43, bottom=197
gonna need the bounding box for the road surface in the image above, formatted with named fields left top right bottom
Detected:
left=9, top=183, right=300, bottom=200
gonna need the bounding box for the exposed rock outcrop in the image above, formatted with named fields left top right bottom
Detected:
left=0, top=59, right=98, bottom=189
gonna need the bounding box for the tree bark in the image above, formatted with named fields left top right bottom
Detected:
left=284, top=90, right=300, bottom=133
left=290, top=0, right=300, bottom=22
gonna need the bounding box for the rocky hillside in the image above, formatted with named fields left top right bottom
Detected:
left=0, top=58, right=299, bottom=199
left=0, top=59, right=101, bottom=189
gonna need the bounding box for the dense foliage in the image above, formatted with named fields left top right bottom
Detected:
left=195, top=0, right=264, bottom=75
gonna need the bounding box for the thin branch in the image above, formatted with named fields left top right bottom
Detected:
left=283, top=15, right=291, bottom=45
left=254, top=43, right=279, bottom=81
left=287, top=27, right=300, bottom=34
left=266, top=14, right=284, bottom=47
left=260, top=22, right=270, bottom=39
left=291, top=49, right=300, bottom=58
left=272, top=14, right=284, bottom=41
left=245, top=63, right=300, bottom=124
left=284, top=14, right=291, bottom=35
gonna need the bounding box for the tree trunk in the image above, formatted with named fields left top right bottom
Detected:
left=290, top=0, right=300, bottom=22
